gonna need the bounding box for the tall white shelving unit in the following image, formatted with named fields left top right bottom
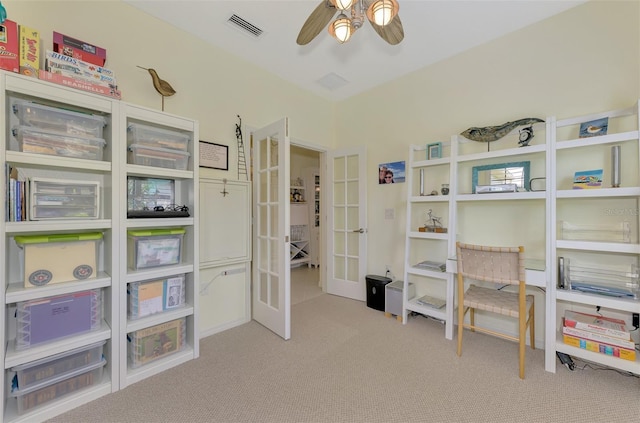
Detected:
left=546, top=102, right=640, bottom=375
left=0, top=72, right=118, bottom=422
left=119, top=103, right=199, bottom=388
left=402, top=144, right=455, bottom=340
left=0, top=71, right=199, bottom=422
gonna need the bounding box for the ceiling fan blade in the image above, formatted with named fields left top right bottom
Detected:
left=370, top=14, right=404, bottom=45
left=297, top=1, right=337, bottom=45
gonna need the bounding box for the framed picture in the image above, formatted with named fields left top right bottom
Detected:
left=579, top=117, right=608, bottom=138
left=378, top=161, right=406, bottom=184
left=573, top=169, right=603, bottom=189
left=427, top=142, right=442, bottom=160
left=199, top=141, right=228, bottom=170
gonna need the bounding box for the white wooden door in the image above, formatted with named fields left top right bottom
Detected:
left=326, top=146, right=368, bottom=300
left=252, top=118, right=291, bottom=340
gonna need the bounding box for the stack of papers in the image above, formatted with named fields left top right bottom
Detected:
left=415, top=295, right=446, bottom=309
left=414, top=260, right=446, bottom=272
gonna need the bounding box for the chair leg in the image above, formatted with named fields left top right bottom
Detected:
left=519, top=313, right=526, bottom=380
left=457, top=276, right=464, bottom=357
left=470, top=308, right=475, bottom=332
left=529, top=300, right=535, bottom=350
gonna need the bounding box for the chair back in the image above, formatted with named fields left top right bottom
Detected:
left=456, top=242, right=524, bottom=286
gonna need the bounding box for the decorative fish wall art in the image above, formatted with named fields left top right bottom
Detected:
left=460, top=118, right=545, bottom=150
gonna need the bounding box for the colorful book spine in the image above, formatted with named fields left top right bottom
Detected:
left=562, top=334, right=636, bottom=361
left=563, top=310, right=630, bottom=340
left=562, top=325, right=635, bottom=350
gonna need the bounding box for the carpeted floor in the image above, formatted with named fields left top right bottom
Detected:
left=48, top=285, right=640, bottom=423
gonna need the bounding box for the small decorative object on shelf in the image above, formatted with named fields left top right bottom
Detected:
left=579, top=117, right=609, bottom=138
left=420, top=209, right=447, bottom=233
left=136, top=66, right=176, bottom=111
left=518, top=125, right=535, bottom=147
left=460, top=117, right=544, bottom=151
left=611, top=145, right=621, bottom=187
left=291, top=189, right=304, bottom=202
left=427, top=142, right=442, bottom=159
left=572, top=169, right=603, bottom=189
left=440, top=183, right=449, bottom=195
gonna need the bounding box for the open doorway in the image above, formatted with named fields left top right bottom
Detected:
left=290, top=144, right=323, bottom=305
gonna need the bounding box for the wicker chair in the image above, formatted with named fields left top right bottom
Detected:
left=455, top=242, right=535, bottom=379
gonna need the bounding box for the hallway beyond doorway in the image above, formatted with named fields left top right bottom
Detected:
left=291, top=266, right=322, bottom=305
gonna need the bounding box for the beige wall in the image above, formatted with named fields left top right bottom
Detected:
left=5, top=0, right=335, bottom=181
left=334, top=0, right=640, bottom=278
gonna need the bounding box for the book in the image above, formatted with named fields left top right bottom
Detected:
left=562, top=334, right=635, bottom=361
left=562, top=325, right=635, bottom=350
left=563, top=310, right=630, bottom=340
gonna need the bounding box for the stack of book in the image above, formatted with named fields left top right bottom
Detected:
left=562, top=310, right=636, bottom=361
left=414, top=260, right=446, bottom=272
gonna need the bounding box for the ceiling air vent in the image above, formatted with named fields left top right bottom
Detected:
left=227, top=14, right=263, bottom=38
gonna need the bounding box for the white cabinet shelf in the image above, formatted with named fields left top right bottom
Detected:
left=546, top=101, right=640, bottom=375
left=0, top=71, right=200, bottom=421
left=119, top=103, right=199, bottom=389
left=1, top=71, right=118, bottom=422
left=402, top=144, right=455, bottom=339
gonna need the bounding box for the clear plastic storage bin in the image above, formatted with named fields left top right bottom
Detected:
left=128, top=144, right=190, bottom=170
left=30, top=178, right=100, bottom=220
left=13, top=126, right=106, bottom=161
left=127, top=228, right=185, bottom=270
left=15, top=289, right=103, bottom=350
left=10, top=358, right=106, bottom=415
left=12, top=98, right=106, bottom=139
left=10, top=341, right=106, bottom=390
left=128, top=274, right=186, bottom=319
left=15, top=232, right=102, bottom=288
left=127, top=122, right=190, bottom=151
left=128, top=318, right=186, bottom=368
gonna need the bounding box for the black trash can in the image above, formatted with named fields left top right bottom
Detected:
left=366, top=275, right=392, bottom=311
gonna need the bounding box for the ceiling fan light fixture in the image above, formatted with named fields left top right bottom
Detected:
left=328, top=14, right=353, bottom=43
left=367, top=0, right=399, bottom=27
left=330, top=0, right=355, bottom=11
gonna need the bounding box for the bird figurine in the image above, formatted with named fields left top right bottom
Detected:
left=137, top=66, right=176, bottom=111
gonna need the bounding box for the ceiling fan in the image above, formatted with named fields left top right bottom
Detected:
left=297, top=0, right=404, bottom=45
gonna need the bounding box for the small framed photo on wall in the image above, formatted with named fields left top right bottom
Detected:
left=427, top=142, right=442, bottom=160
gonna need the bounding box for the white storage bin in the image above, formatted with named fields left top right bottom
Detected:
left=15, top=289, right=103, bottom=350
left=10, top=358, right=106, bottom=415
left=128, top=144, right=190, bottom=170
left=128, top=318, right=186, bottom=369
left=13, top=126, right=106, bottom=161
left=128, top=274, right=186, bottom=319
left=30, top=178, right=100, bottom=220
left=127, top=228, right=185, bottom=270
left=127, top=122, right=190, bottom=151
left=15, top=232, right=102, bottom=288
left=385, top=280, right=415, bottom=317
left=12, top=98, right=106, bottom=139
left=10, top=341, right=106, bottom=390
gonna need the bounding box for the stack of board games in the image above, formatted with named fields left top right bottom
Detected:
left=562, top=310, right=635, bottom=361
left=128, top=318, right=186, bottom=368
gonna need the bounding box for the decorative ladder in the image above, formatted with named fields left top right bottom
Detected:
left=236, top=114, right=248, bottom=180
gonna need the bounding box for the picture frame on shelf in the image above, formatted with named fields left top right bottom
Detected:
left=573, top=169, right=603, bottom=189
left=427, top=142, right=442, bottom=160
left=199, top=141, right=228, bottom=170
left=579, top=117, right=608, bottom=138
